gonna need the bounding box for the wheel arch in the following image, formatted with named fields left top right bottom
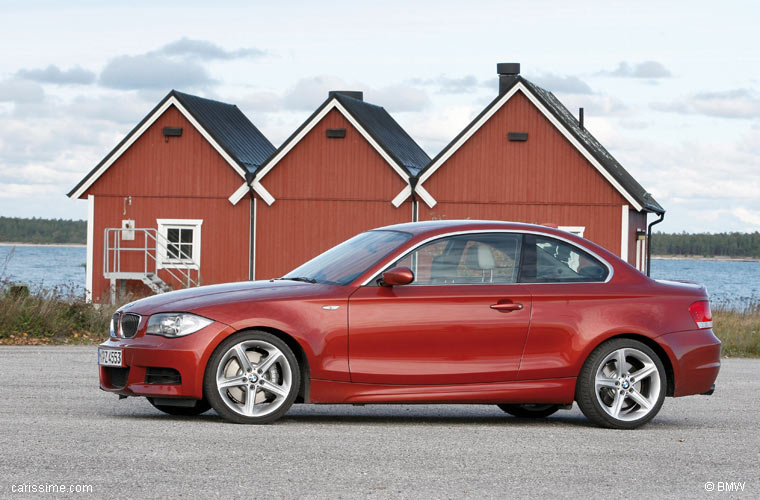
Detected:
left=202, top=326, right=312, bottom=404
left=580, top=333, right=676, bottom=397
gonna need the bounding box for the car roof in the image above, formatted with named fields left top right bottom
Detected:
left=375, top=219, right=557, bottom=235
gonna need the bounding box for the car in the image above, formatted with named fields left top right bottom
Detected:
left=98, top=220, right=721, bottom=429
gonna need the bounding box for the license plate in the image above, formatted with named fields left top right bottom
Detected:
left=98, top=348, right=123, bottom=367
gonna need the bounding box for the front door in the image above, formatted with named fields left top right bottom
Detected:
left=347, top=232, right=532, bottom=385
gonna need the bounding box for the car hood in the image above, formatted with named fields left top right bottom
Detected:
left=120, top=280, right=337, bottom=318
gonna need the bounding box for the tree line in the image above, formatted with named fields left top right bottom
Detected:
left=651, top=231, right=760, bottom=258
left=0, top=217, right=86, bottom=244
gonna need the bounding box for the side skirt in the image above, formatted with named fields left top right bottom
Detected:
left=308, top=377, right=577, bottom=404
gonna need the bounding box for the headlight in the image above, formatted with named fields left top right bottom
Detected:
left=109, top=317, right=116, bottom=338
left=146, top=313, right=213, bottom=337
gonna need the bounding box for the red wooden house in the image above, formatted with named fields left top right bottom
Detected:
left=70, top=63, right=663, bottom=302
left=234, top=91, right=430, bottom=279
left=396, top=64, right=664, bottom=271
left=67, top=91, right=275, bottom=301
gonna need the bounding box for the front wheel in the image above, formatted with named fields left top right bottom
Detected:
left=497, top=404, right=560, bottom=419
left=203, top=330, right=300, bottom=424
left=576, top=338, right=667, bottom=429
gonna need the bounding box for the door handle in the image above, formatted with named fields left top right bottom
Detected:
left=490, top=302, right=523, bottom=311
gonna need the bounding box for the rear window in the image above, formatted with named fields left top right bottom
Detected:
left=519, top=234, right=609, bottom=283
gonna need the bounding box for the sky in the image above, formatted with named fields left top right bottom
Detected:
left=0, top=0, right=758, bottom=233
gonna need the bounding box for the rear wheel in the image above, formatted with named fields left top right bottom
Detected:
left=497, top=404, right=559, bottom=419
left=147, top=398, right=211, bottom=416
left=204, top=330, right=300, bottom=424
left=576, top=338, right=666, bottom=429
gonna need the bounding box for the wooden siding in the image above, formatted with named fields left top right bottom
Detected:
left=256, top=109, right=410, bottom=279
left=85, top=105, right=250, bottom=301
left=420, top=90, right=633, bottom=262
left=84, top=106, right=244, bottom=199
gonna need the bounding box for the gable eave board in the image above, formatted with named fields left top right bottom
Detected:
left=68, top=95, right=248, bottom=200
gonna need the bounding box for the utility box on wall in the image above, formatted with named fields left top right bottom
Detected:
left=121, top=220, right=135, bottom=240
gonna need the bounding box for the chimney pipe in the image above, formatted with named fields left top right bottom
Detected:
left=497, top=63, right=520, bottom=95
left=579, top=107, right=584, bottom=129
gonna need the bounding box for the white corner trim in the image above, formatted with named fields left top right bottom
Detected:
left=416, top=184, right=436, bottom=208
left=85, top=195, right=94, bottom=303
left=391, top=185, right=412, bottom=207
left=229, top=182, right=250, bottom=205
left=253, top=98, right=411, bottom=205
left=70, top=96, right=249, bottom=200
left=229, top=179, right=274, bottom=206
left=401, top=83, right=644, bottom=212
left=620, top=205, right=629, bottom=261
left=252, top=180, right=275, bottom=205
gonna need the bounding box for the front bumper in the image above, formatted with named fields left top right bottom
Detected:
left=657, top=328, right=721, bottom=397
left=99, top=321, right=234, bottom=400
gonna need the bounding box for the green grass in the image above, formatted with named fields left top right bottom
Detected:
left=0, top=282, right=126, bottom=344
left=713, top=304, right=760, bottom=357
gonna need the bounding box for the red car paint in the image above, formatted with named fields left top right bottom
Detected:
left=99, top=221, right=720, bottom=408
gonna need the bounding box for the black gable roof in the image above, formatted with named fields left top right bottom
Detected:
left=173, top=91, right=275, bottom=174
left=68, top=90, right=275, bottom=198
left=332, top=93, right=430, bottom=177
left=418, top=76, right=664, bottom=214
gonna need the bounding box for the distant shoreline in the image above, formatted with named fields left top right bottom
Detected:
left=653, top=254, right=760, bottom=262
left=0, top=242, right=86, bottom=248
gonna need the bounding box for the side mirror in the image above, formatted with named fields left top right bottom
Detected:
left=381, top=266, right=414, bottom=286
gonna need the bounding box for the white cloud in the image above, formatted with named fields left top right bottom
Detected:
left=16, top=65, right=95, bottom=85
left=532, top=73, right=593, bottom=94
left=99, top=54, right=214, bottom=90
left=156, top=37, right=265, bottom=60
left=410, top=74, right=480, bottom=94
left=651, top=89, right=760, bottom=119
left=366, top=84, right=429, bottom=112
left=603, top=61, right=672, bottom=79
left=0, top=78, right=45, bottom=103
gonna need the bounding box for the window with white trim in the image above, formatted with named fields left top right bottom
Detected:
left=559, top=226, right=585, bottom=237
left=156, top=219, right=202, bottom=269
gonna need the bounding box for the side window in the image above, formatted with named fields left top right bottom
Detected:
left=394, top=233, right=522, bottom=285
left=519, top=234, right=608, bottom=283
left=156, top=219, right=202, bottom=269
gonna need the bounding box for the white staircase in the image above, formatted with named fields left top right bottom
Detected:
left=104, top=227, right=201, bottom=303
left=140, top=273, right=174, bottom=294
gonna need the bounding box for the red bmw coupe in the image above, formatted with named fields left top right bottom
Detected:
left=98, top=220, right=720, bottom=429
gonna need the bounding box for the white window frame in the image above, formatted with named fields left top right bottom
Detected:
left=156, top=219, right=203, bottom=269
left=559, top=226, right=585, bottom=238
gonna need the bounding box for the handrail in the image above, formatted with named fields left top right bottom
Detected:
left=104, top=227, right=201, bottom=291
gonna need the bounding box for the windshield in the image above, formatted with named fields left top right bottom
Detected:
left=283, top=230, right=412, bottom=285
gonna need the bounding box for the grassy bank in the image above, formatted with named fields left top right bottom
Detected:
left=712, top=304, right=760, bottom=357
left=0, top=284, right=124, bottom=345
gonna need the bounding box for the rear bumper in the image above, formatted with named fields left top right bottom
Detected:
left=99, top=321, right=234, bottom=400
left=657, top=328, right=721, bottom=397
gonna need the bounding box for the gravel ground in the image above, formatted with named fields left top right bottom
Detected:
left=0, top=346, right=757, bottom=499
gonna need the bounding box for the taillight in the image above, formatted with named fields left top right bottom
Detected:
left=689, top=301, right=713, bottom=329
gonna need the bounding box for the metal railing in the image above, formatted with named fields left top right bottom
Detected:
left=104, top=227, right=201, bottom=290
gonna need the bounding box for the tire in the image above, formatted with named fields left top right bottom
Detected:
left=203, top=330, right=300, bottom=424
left=148, top=397, right=211, bottom=416
left=576, top=338, right=667, bottom=429
left=497, top=404, right=560, bottom=419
